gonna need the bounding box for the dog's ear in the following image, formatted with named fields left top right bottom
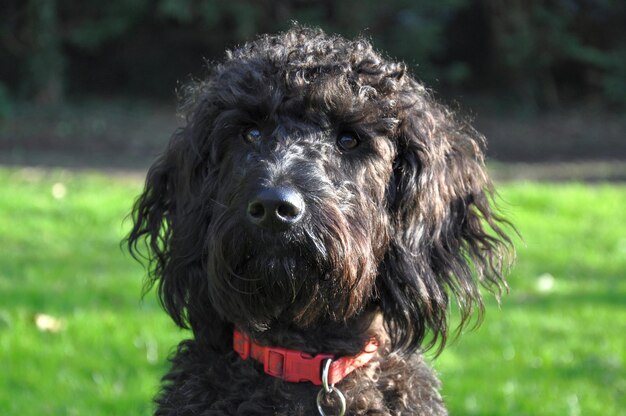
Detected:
left=126, top=94, right=231, bottom=350
left=378, top=84, right=513, bottom=354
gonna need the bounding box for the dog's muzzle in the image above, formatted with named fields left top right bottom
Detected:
left=247, top=187, right=305, bottom=231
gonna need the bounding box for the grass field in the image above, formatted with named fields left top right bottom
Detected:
left=0, top=167, right=624, bottom=415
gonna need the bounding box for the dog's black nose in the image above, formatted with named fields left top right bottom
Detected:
left=247, top=187, right=305, bottom=230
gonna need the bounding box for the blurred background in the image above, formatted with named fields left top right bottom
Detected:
left=1, top=0, right=625, bottom=172
left=0, top=1, right=624, bottom=415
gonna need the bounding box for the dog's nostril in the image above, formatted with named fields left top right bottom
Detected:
left=247, top=202, right=265, bottom=219
left=276, top=202, right=301, bottom=219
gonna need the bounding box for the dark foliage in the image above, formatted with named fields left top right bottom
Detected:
left=1, top=0, right=625, bottom=107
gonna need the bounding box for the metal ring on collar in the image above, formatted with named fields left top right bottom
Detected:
left=321, top=358, right=332, bottom=393
left=318, top=358, right=346, bottom=416
left=316, top=386, right=346, bottom=416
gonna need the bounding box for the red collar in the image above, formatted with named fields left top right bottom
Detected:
left=233, top=329, right=379, bottom=386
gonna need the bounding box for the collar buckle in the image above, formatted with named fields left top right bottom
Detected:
left=264, top=347, right=334, bottom=384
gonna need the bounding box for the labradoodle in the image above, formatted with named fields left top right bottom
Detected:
left=128, top=26, right=512, bottom=415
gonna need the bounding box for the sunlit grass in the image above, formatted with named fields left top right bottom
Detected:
left=436, top=183, right=626, bottom=416
left=0, top=168, right=184, bottom=415
left=0, top=167, right=624, bottom=415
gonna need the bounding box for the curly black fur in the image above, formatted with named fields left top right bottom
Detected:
left=127, top=26, right=513, bottom=415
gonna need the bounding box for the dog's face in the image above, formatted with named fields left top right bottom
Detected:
left=128, top=27, right=511, bottom=352
left=202, top=62, right=401, bottom=331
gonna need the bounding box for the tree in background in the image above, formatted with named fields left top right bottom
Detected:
left=0, top=0, right=624, bottom=108
left=481, top=0, right=626, bottom=108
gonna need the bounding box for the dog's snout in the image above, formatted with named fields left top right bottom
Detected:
left=247, top=187, right=305, bottom=230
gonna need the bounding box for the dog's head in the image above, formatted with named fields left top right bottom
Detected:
left=128, top=27, right=512, bottom=353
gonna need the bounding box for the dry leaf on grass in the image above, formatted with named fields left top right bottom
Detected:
left=34, top=313, right=66, bottom=333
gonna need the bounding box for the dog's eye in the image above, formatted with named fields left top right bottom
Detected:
left=337, top=132, right=359, bottom=151
left=243, top=127, right=262, bottom=143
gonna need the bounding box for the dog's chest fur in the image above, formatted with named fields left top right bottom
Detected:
left=156, top=339, right=447, bottom=415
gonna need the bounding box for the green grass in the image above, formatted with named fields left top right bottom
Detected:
left=0, top=167, right=624, bottom=415
left=435, top=183, right=626, bottom=416
left=0, top=168, right=183, bottom=415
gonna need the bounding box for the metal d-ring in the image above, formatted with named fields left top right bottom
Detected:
left=316, top=358, right=346, bottom=416
left=322, top=358, right=332, bottom=393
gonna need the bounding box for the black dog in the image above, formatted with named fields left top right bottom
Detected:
left=128, top=26, right=512, bottom=415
